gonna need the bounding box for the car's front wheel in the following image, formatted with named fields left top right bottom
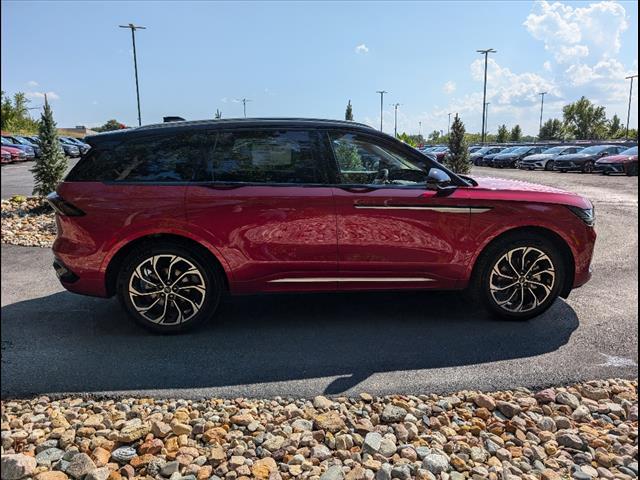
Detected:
left=545, top=160, right=554, bottom=171
left=626, top=163, right=638, bottom=176
left=116, top=242, right=222, bottom=333
left=582, top=160, right=595, bottom=173
left=471, top=233, right=565, bottom=320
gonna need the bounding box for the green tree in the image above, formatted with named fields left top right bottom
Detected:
left=539, top=118, right=564, bottom=140
left=31, top=96, right=67, bottom=197
left=93, top=119, right=127, bottom=132
left=608, top=114, right=624, bottom=138
left=214, top=109, right=222, bottom=119
left=446, top=114, right=471, bottom=174
left=562, top=96, right=608, bottom=139
left=427, top=130, right=441, bottom=143
left=496, top=124, right=509, bottom=143
left=510, top=125, right=522, bottom=142
left=1, top=91, right=39, bottom=134
left=345, top=100, right=353, bottom=121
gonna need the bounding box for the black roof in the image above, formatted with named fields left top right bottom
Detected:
left=85, top=118, right=376, bottom=144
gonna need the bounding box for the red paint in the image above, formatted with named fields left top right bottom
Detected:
left=53, top=176, right=596, bottom=298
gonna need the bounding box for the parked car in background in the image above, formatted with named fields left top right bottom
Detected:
left=471, top=146, right=505, bottom=166
left=554, top=145, right=627, bottom=173
left=4, top=135, right=42, bottom=158
left=518, top=146, right=584, bottom=171
left=1, top=136, right=35, bottom=160
left=493, top=146, right=546, bottom=168
left=50, top=118, right=596, bottom=332
left=481, top=146, right=518, bottom=167
left=429, top=146, right=450, bottom=162
left=1, top=144, right=27, bottom=163
left=595, top=146, right=638, bottom=176
left=61, top=136, right=90, bottom=155
left=468, top=145, right=482, bottom=154
left=58, top=139, right=80, bottom=157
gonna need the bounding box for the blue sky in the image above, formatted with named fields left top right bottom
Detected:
left=1, top=1, right=638, bottom=135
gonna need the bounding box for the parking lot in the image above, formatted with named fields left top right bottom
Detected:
left=1, top=164, right=637, bottom=399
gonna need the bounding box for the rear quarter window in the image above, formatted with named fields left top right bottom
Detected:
left=66, top=132, right=212, bottom=182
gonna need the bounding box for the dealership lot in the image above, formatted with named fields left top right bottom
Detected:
left=0, top=166, right=637, bottom=398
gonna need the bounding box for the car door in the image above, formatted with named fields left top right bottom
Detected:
left=185, top=128, right=338, bottom=293
left=325, top=129, right=472, bottom=291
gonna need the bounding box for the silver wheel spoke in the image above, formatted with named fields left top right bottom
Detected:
left=491, top=281, right=518, bottom=292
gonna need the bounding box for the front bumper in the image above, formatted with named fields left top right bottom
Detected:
left=554, top=160, right=586, bottom=171
left=519, top=160, right=547, bottom=169
left=594, top=162, right=626, bottom=174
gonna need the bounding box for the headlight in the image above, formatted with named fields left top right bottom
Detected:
left=567, top=205, right=595, bottom=227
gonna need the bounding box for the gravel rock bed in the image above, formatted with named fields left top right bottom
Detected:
left=1, top=380, right=637, bottom=480
left=1, top=196, right=56, bottom=248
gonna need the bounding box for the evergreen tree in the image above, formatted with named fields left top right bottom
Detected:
left=31, top=95, right=67, bottom=197
left=215, top=109, right=222, bottom=119
left=539, top=118, right=564, bottom=140
left=510, top=124, right=522, bottom=142
left=496, top=124, right=509, bottom=143
left=608, top=114, right=624, bottom=138
left=446, top=114, right=471, bottom=174
left=345, top=100, right=353, bottom=121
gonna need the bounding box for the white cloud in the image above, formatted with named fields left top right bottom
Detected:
left=543, top=61, right=552, bottom=71
left=524, top=0, right=628, bottom=63
left=220, top=97, right=228, bottom=103
left=354, top=44, right=369, bottom=54
left=27, top=80, right=39, bottom=87
left=442, top=81, right=456, bottom=94
left=26, top=91, right=60, bottom=101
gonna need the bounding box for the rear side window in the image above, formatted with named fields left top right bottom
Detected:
left=67, top=132, right=210, bottom=182
left=204, top=130, right=324, bottom=184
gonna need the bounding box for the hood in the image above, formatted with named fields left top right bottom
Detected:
left=522, top=153, right=552, bottom=161
left=468, top=176, right=590, bottom=209
left=596, top=153, right=638, bottom=164
left=1, top=145, right=23, bottom=154
left=557, top=152, right=593, bottom=161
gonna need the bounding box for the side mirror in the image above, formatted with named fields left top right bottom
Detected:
left=426, top=168, right=457, bottom=196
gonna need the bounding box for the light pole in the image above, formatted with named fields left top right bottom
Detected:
left=477, top=48, right=496, bottom=144
left=538, top=91, right=547, bottom=139
left=119, top=23, right=146, bottom=127
left=376, top=90, right=387, bottom=131
left=418, top=121, right=422, bottom=138
left=390, top=103, right=400, bottom=137
left=448, top=113, right=452, bottom=137
left=625, top=75, right=638, bottom=139
left=484, top=103, right=490, bottom=138
left=236, top=98, right=252, bottom=118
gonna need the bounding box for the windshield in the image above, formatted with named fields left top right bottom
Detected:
left=1, top=137, right=16, bottom=145
left=11, top=137, right=30, bottom=145
left=542, top=146, right=566, bottom=154
left=497, top=147, right=516, bottom=155
left=579, top=145, right=609, bottom=154
left=474, top=147, right=491, bottom=154
left=620, top=146, right=637, bottom=155
left=511, top=146, right=532, bottom=154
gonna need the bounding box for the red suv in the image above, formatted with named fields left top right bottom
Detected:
left=49, top=119, right=596, bottom=332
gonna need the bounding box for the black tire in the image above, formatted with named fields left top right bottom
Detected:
left=626, top=163, right=638, bottom=176
left=559, top=169, right=567, bottom=173
left=470, top=233, right=565, bottom=321
left=116, top=241, right=222, bottom=333
left=582, top=160, right=594, bottom=173
left=545, top=160, right=554, bottom=171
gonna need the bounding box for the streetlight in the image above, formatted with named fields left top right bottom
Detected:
left=538, top=92, right=547, bottom=139
left=235, top=98, right=252, bottom=118
left=484, top=103, right=490, bottom=138
left=119, top=23, right=146, bottom=127
left=625, top=74, right=638, bottom=139
left=448, top=113, right=452, bottom=136
left=376, top=90, right=387, bottom=131
left=477, top=48, right=496, bottom=144
left=390, top=103, right=401, bottom=137
left=418, top=121, right=422, bottom=138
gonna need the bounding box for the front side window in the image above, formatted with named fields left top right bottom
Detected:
left=208, top=130, right=323, bottom=184
left=329, top=132, right=426, bottom=186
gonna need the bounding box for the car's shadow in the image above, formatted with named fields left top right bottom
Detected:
left=0, top=290, right=579, bottom=397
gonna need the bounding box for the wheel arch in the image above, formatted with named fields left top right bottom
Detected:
left=104, top=233, right=230, bottom=297
left=469, top=226, right=575, bottom=299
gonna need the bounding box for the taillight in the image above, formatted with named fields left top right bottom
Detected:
left=46, top=192, right=86, bottom=216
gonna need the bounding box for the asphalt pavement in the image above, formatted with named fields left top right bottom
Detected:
left=1, top=166, right=637, bottom=399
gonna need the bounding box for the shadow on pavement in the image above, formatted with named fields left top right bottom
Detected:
left=1, top=290, right=579, bottom=397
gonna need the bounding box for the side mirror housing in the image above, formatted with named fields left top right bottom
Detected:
left=426, top=168, right=456, bottom=196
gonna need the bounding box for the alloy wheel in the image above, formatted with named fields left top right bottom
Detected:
left=128, top=254, right=207, bottom=325
left=583, top=161, right=594, bottom=173
left=489, top=247, right=556, bottom=313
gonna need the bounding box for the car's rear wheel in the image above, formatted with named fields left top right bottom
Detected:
left=471, top=233, right=565, bottom=320
left=582, top=160, right=594, bottom=173
left=626, top=163, right=638, bottom=176
left=545, top=160, right=554, bottom=171
left=116, top=242, right=222, bottom=333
